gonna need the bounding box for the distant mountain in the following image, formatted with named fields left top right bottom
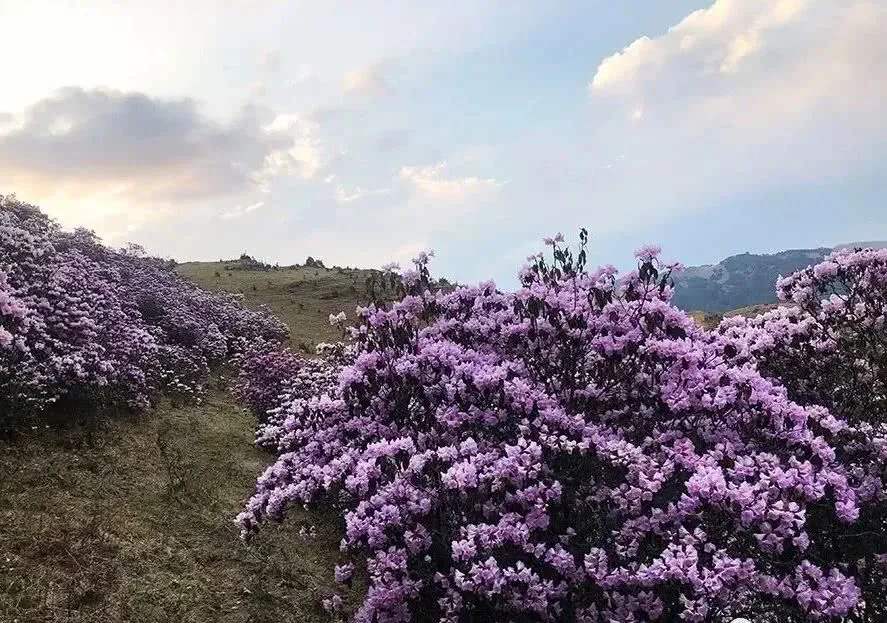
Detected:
left=672, top=241, right=887, bottom=313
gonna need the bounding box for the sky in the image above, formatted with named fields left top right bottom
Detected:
left=1, top=0, right=885, bottom=285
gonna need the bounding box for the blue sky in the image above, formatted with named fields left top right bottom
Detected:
left=1, top=0, right=884, bottom=285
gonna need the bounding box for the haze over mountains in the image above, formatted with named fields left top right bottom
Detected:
left=672, top=242, right=887, bottom=313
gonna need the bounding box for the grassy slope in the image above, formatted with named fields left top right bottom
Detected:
left=175, top=261, right=374, bottom=351
left=0, top=387, right=347, bottom=623
left=0, top=260, right=376, bottom=623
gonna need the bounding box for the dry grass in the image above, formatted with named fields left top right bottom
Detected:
left=176, top=261, right=376, bottom=353
left=687, top=310, right=724, bottom=330
left=0, top=257, right=430, bottom=622
left=0, top=383, right=351, bottom=623
left=723, top=303, right=782, bottom=319
left=688, top=302, right=785, bottom=330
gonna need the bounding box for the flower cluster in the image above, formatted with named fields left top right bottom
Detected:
left=239, top=235, right=885, bottom=621
left=232, top=341, right=306, bottom=422
left=717, top=246, right=887, bottom=620
left=0, top=195, right=288, bottom=426
left=238, top=341, right=354, bottom=451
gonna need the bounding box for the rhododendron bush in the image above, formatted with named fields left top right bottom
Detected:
left=233, top=340, right=353, bottom=450
left=717, top=246, right=887, bottom=620
left=0, top=195, right=287, bottom=425
left=718, top=247, right=887, bottom=426
left=238, top=234, right=887, bottom=622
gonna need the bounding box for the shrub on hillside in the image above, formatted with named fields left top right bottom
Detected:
left=718, top=246, right=887, bottom=619
left=233, top=341, right=305, bottom=423
left=0, top=195, right=288, bottom=426
left=718, top=247, right=887, bottom=426
left=239, top=234, right=884, bottom=621
left=235, top=341, right=354, bottom=451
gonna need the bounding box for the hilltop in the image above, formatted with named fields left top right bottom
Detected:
left=175, top=257, right=377, bottom=352
left=176, top=255, right=455, bottom=351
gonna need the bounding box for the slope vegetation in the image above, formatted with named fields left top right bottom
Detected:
left=1, top=257, right=372, bottom=622
left=176, top=259, right=375, bottom=351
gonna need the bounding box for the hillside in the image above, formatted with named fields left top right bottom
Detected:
left=672, top=241, right=887, bottom=313
left=0, top=387, right=345, bottom=623
left=2, top=256, right=371, bottom=623
left=175, top=258, right=376, bottom=352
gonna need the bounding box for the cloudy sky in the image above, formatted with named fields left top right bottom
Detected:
left=1, top=0, right=885, bottom=284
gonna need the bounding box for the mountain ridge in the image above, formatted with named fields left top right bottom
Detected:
left=672, top=241, right=887, bottom=313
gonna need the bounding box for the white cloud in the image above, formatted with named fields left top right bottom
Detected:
left=334, top=185, right=390, bottom=204
left=586, top=0, right=887, bottom=189
left=399, top=162, right=503, bottom=201
left=590, top=0, right=885, bottom=127
left=257, top=113, right=325, bottom=184
left=219, top=201, right=265, bottom=220
left=590, top=0, right=811, bottom=93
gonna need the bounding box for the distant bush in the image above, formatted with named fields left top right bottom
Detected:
left=225, top=254, right=276, bottom=272
left=0, top=195, right=288, bottom=427
left=239, top=236, right=885, bottom=621
left=235, top=341, right=353, bottom=450
left=362, top=257, right=455, bottom=303
left=232, top=341, right=304, bottom=424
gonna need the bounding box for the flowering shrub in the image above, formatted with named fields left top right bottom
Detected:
left=237, top=341, right=354, bottom=451
left=717, top=246, right=887, bottom=620
left=718, top=247, right=887, bottom=426
left=233, top=341, right=306, bottom=422
left=0, top=195, right=288, bottom=426
left=240, top=234, right=884, bottom=621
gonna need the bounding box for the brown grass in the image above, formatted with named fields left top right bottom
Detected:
left=688, top=302, right=785, bottom=330
left=687, top=310, right=724, bottom=330
left=0, top=384, right=353, bottom=623
left=175, top=261, right=376, bottom=353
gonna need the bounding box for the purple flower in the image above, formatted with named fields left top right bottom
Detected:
left=236, top=234, right=885, bottom=622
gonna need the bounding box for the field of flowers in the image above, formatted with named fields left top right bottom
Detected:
left=3, top=196, right=886, bottom=621
left=236, top=234, right=887, bottom=622
left=0, top=195, right=287, bottom=428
